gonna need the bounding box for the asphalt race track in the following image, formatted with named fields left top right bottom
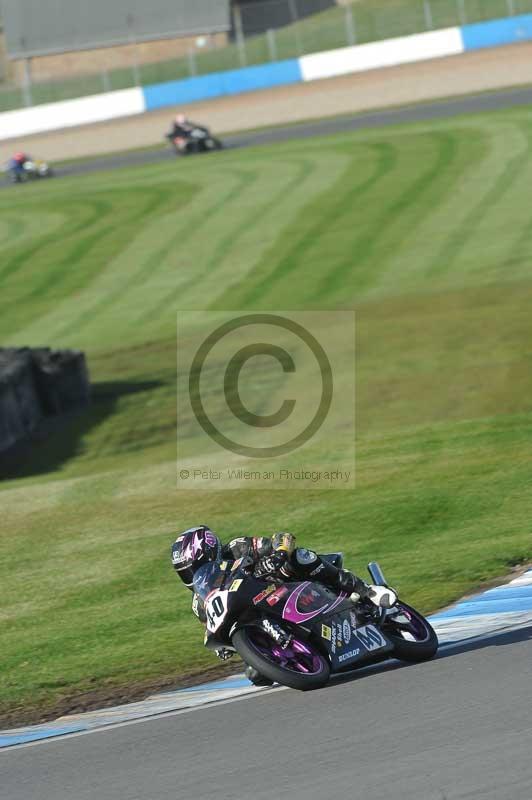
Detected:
left=1, top=627, right=531, bottom=800
left=51, top=85, right=532, bottom=181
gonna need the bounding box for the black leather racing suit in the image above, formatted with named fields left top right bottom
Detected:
left=168, top=120, right=193, bottom=138
left=191, top=536, right=368, bottom=623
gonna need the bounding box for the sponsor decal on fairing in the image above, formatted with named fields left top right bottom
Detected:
left=252, top=585, right=277, bottom=605
left=356, top=625, right=387, bottom=651
left=342, top=619, right=351, bottom=645
left=266, top=586, right=289, bottom=606
left=338, top=648, right=360, bottom=663
left=321, top=624, right=332, bottom=641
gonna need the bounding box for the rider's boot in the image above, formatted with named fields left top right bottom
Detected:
left=316, top=562, right=395, bottom=607
left=245, top=664, right=274, bottom=687
left=350, top=584, right=398, bottom=609
left=327, top=564, right=397, bottom=609
left=298, top=554, right=367, bottom=599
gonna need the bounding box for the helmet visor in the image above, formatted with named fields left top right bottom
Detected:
left=175, top=562, right=195, bottom=588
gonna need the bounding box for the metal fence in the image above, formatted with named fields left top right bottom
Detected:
left=2, top=0, right=230, bottom=58
left=1, top=0, right=531, bottom=112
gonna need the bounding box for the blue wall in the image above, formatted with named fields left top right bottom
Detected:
left=140, top=14, right=532, bottom=115
left=461, top=13, right=532, bottom=51
left=143, top=59, right=302, bottom=112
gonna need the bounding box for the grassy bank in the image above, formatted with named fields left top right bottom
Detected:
left=1, top=105, right=531, bottom=722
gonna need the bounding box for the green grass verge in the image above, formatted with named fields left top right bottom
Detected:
left=1, top=104, right=531, bottom=721
left=2, top=0, right=531, bottom=112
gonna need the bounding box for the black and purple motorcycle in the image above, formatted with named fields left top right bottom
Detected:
left=195, top=556, right=438, bottom=690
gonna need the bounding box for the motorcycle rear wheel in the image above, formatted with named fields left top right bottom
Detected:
left=233, top=625, right=330, bottom=691
left=384, top=602, right=438, bottom=662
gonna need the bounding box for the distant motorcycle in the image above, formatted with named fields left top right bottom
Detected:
left=5, top=158, right=53, bottom=183
left=166, top=124, right=223, bottom=156
left=197, top=558, right=438, bottom=690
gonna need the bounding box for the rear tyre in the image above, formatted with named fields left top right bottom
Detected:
left=233, top=625, right=330, bottom=691
left=385, top=602, right=438, bottom=662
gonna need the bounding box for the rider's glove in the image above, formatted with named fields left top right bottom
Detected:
left=256, top=550, right=288, bottom=576
left=215, top=648, right=234, bottom=661
left=239, top=555, right=255, bottom=573
left=366, top=585, right=397, bottom=609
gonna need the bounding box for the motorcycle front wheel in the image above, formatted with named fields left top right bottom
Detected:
left=384, top=602, right=438, bottom=662
left=232, top=625, right=330, bottom=691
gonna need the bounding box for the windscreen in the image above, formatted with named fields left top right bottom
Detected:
left=193, top=562, right=225, bottom=600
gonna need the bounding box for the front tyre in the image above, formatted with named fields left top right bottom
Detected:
left=244, top=664, right=274, bottom=687
left=385, top=602, right=438, bottom=662
left=232, top=625, right=330, bottom=691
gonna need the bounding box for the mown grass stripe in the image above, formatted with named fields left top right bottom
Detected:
left=146, top=156, right=318, bottom=320
left=314, top=130, right=459, bottom=302
left=233, top=141, right=398, bottom=309
left=0, top=198, right=108, bottom=287
left=427, top=121, right=531, bottom=277
left=62, top=168, right=257, bottom=341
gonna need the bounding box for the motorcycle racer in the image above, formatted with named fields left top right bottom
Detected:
left=168, top=113, right=193, bottom=139
left=165, top=113, right=221, bottom=155
left=8, top=152, right=30, bottom=181
left=171, top=526, right=397, bottom=683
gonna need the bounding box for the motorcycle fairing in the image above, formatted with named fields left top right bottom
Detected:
left=195, top=566, right=393, bottom=670
left=282, top=581, right=347, bottom=624
left=317, top=609, right=394, bottom=669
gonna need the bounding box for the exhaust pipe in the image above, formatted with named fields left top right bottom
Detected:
left=367, top=561, right=387, bottom=586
